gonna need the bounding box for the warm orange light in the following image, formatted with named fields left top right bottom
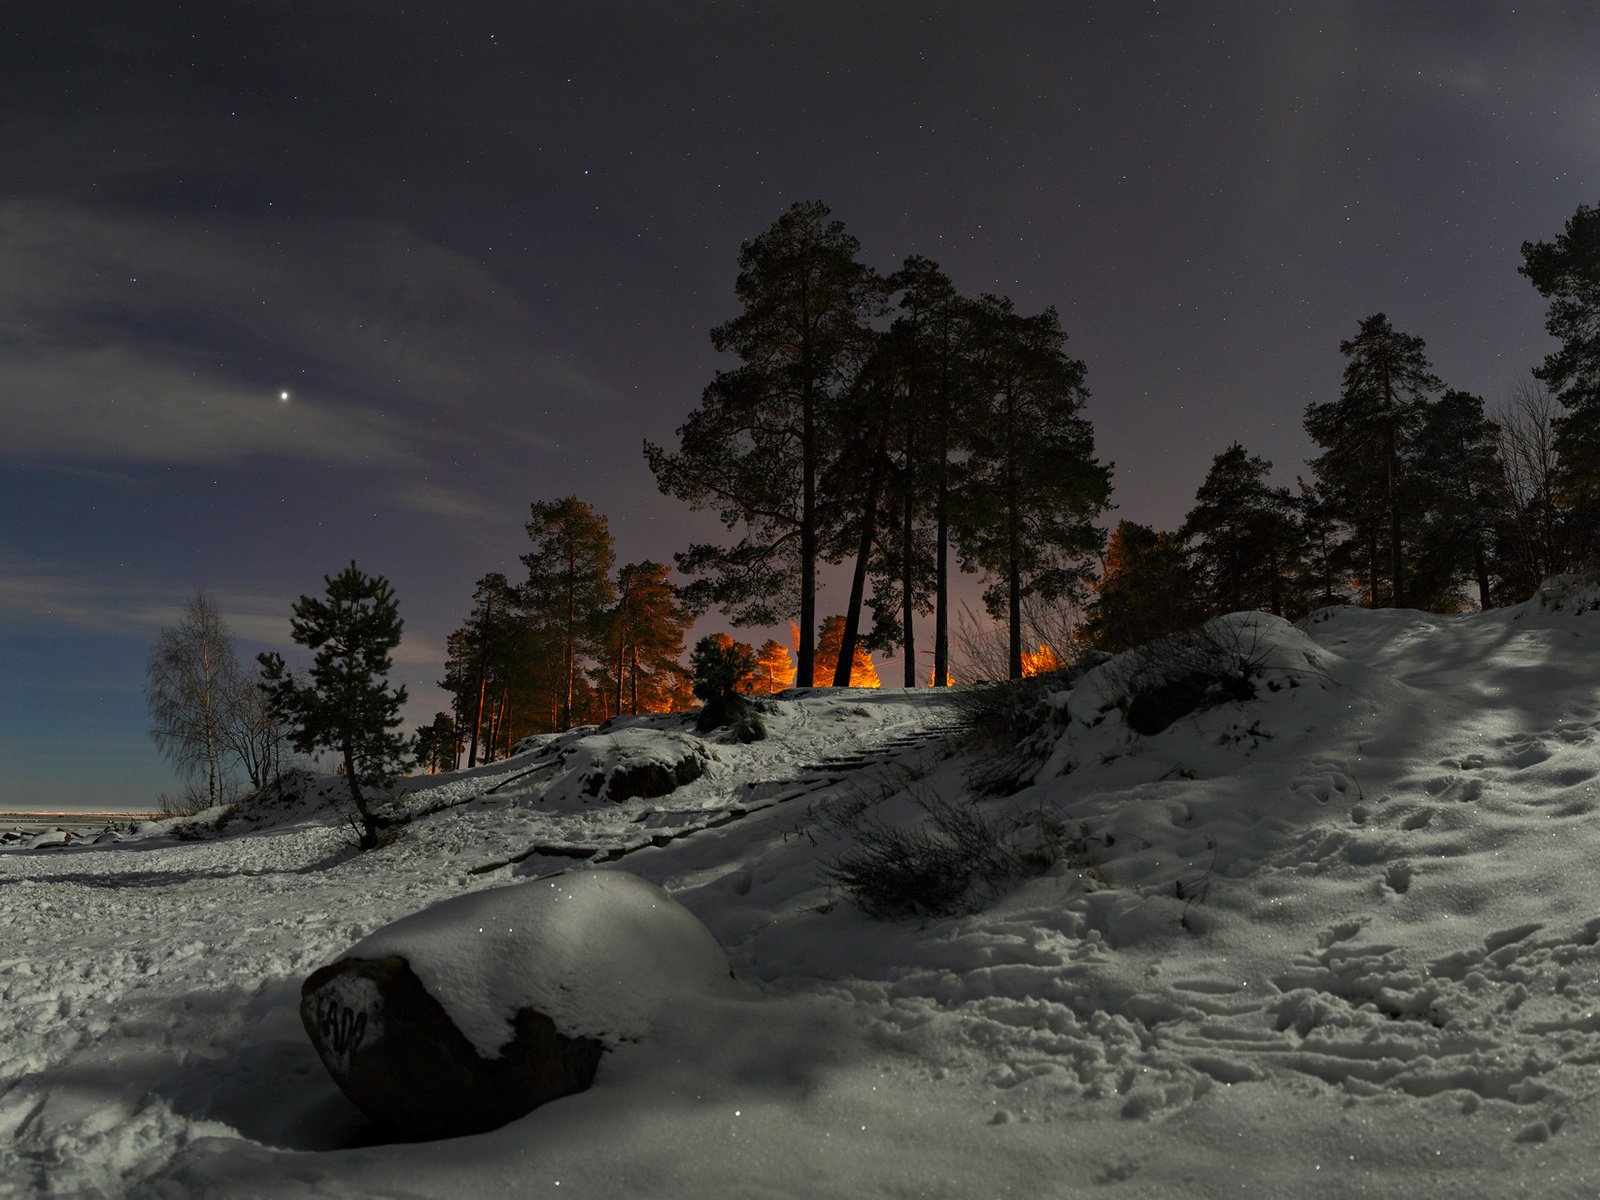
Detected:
left=1020, top=644, right=1064, bottom=677
left=792, top=618, right=881, bottom=687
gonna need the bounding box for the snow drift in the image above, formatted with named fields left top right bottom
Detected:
left=7, top=596, right=1600, bottom=1197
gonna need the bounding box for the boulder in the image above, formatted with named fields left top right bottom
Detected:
left=301, top=870, right=730, bottom=1140
left=600, top=753, right=704, bottom=803
left=301, top=954, right=603, bottom=1140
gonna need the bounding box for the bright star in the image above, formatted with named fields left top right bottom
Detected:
left=279, top=391, right=290, bottom=402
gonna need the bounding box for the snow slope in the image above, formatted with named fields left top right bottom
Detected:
left=6, top=593, right=1600, bottom=1198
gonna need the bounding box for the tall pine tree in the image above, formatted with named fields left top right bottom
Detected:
left=957, top=295, right=1112, bottom=677
left=522, top=497, right=616, bottom=732
left=441, top=572, right=519, bottom=767
left=601, top=561, right=695, bottom=716
left=1520, top=202, right=1600, bottom=557
left=645, top=201, right=885, bottom=689
left=1410, top=390, right=1503, bottom=609
left=1305, top=313, right=1441, bottom=607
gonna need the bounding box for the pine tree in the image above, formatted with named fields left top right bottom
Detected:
left=1409, top=390, right=1504, bottom=609
left=956, top=295, right=1112, bottom=677
left=645, top=201, right=886, bottom=689
left=1182, top=443, right=1303, bottom=617
left=414, top=711, right=458, bottom=774
left=895, top=257, right=971, bottom=689
left=1305, top=314, right=1441, bottom=607
left=602, top=561, right=695, bottom=716
left=824, top=330, right=900, bottom=687
left=691, top=635, right=759, bottom=701
left=1296, top=476, right=1349, bottom=609
left=1078, top=522, right=1201, bottom=653
left=862, top=256, right=966, bottom=687
left=522, top=497, right=616, bottom=731
left=1520, top=203, right=1600, bottom=556
left=751, top=638, right=796, bottom=695
left=813, top=615, right=880, bottom=687
left=442, top=572, right=519, bottom=767
left=258, top=563, right=410, bottom=850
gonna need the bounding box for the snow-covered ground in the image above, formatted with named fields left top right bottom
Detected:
left=7, top=588, right=1600, bottom=1198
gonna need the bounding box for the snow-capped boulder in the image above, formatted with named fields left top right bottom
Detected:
left=1067, top=611, right=1340, bottom=733
left=301, top=869, right=730, bottom=1139
left=1528, top=573, right=1600, bottom=616
left=532, top=727, right=710, bottom=806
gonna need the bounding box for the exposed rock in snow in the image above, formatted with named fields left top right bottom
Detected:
left=302, top=953, right=604, bottom=1139
left=505, top=725, right=714, bottom=807
left=301, top=870, right=731, bottom=1137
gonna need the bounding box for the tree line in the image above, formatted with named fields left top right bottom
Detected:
left=1081, top=305, right=1591, bottom=653
left=148, top=197, right=1600, bottom=801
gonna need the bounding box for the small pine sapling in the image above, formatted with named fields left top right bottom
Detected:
left=259, top=562, right=412, bottom=849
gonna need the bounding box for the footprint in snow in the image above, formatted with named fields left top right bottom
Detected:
left=1316, top=918, right=1365, bottom=948
left=1504, top=742, right=1553, bottom=769
left=1385, top=862, right=1414, bottom=894
left=1548, top=765, right=1597, bottom=788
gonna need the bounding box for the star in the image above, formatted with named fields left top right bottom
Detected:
left=279, top=391, right=290, bottom=402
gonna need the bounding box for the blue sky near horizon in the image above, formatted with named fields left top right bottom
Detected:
left=2, top=2, right=1598, bottom=810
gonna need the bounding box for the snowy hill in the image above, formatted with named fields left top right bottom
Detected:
left=6, top=591, right=1600, bottom=1198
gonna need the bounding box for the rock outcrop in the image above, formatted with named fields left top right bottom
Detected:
left=301, top=954, right=603, bottom=1140
left=301, top=870, right=731, bottom=1140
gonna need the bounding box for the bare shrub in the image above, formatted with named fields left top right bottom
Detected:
left=949, top=647, right=1110, bottom=795
left=953, top=594, right=1085, bottom=685
left=156, top=783, right=212, bottom=818
left=821, top=788, right=1101, bottom=920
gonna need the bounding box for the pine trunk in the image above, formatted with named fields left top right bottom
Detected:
left=468, top=666, right=487, bottom=769
left=835, top=412, right=890, bottom=687
left=343, top=740, right=377, bottom=851
left=934, top=477, right=950, bottom=686
left=799, top=377, right=817, bottom=689
left=1384, top=362, right=1405, bottom=608
left=901, top=424, right=917, bottom=687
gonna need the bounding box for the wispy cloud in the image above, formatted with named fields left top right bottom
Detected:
left=0, top=346, right=415, bottom=467
left=0, top=559, right=447, bottom=674
left=387, top=479, right=501, bottom=523
left=0, top=197, right=611, bottom=471
left=0, top=558, right=290, bottom=643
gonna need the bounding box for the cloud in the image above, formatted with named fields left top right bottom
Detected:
left=0, top=197, right=611, bottom=470
left=387, top=479, right=501, bottom=523
left=0, top=346, right=415, bottom=467
left=0, top=558, right=292, bottom=643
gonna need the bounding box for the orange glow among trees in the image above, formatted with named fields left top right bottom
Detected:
left=1019, top=644, right=1065, bottom=677
left=751, top=639, right=796, bottom=694
left=791, top=619, right=880, bottom=687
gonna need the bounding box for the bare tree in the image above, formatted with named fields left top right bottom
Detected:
left=146, top=591, right=235, bottom=808
left=1494, top=376, right=1569, bottom=592
left=218, top=671, right=284, bottom=791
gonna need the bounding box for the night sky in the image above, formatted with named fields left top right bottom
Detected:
left=4, top=3, right=1597, bottom=810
